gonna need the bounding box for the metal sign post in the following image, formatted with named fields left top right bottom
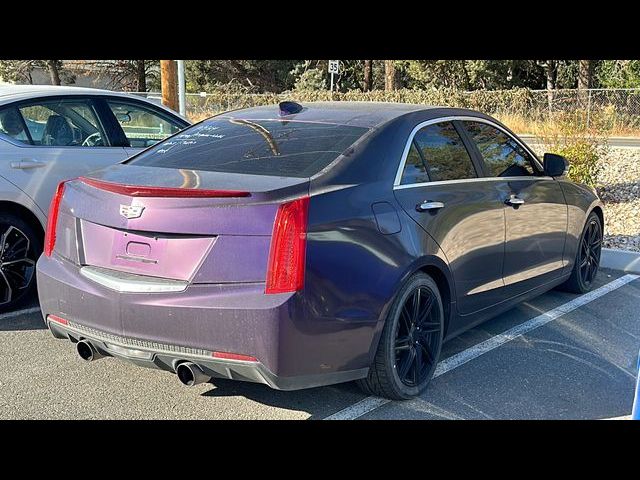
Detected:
left=328, top=60, right=340, bottom=92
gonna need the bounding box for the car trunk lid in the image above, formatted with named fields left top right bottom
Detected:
left=59, top=164, right=309, bottom=284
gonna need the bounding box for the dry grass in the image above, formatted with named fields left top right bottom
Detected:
left=495, top=111, right=640, bottom=137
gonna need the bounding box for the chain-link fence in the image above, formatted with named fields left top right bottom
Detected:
left=131, top=88, right=640, bottom=134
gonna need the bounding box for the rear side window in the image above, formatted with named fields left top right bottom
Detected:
left=400, top=142, right=430, bottom=185
left=127, top=118, right=369, bottom=178
left=411, top=122, right=476, bottom=182
left=464, top=121, right=538, bottom=177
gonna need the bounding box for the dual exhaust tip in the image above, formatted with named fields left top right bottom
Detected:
left=75, top=340, right=210, bottom=387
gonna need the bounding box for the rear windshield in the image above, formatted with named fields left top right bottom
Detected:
left=127, top=117, right=370, bottom=178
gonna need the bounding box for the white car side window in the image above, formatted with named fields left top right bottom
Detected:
left=0, top=107, right=30, bottom=144
left=18, top=99, right=108, bottom=147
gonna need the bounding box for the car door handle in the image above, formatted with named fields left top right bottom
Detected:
left=505, top=196, right=525, bottom=206
left=416, top=201, right=445, bottom=212
left=10, top=159, right=46, bottom=169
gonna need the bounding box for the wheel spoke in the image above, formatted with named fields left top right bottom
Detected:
left=2, top=258, right=35, bottom=267
left=589, top=260, right=598, bottom=281
left=419, top=321, right=441, bottom=333
left=0, top=270, right=13, bottom=304
left=400, top=306, right=412, bottom=332
left=417, top=292, right=434, bottom=325
left=419, top=342, right=434, bottom=365
left=413, top=346, right=423, bottom=384
left=397, top=349, right=415, bottom=381
left=411, top=289, right=420, bottom=322
left=395, top=336, right=411, bottom=351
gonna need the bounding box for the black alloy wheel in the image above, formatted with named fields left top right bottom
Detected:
left=559, top=211, right=603, bottom=294
left=0, top=214, right=41, bottom=312
left=394, top=286, right=441, bottom=388
left=358, top=272, right=444, bottom=400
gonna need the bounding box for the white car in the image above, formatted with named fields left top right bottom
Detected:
left=0, top=84, right=190, bottom=311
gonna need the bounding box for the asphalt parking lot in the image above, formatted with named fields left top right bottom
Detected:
left=1, top=267, right=638, bottom=420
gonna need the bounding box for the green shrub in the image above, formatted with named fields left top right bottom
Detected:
left=537, top=113, right=606, bottom=188
left=554, top=141, right=602, bottom=187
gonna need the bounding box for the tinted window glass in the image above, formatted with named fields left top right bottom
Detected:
left=19, top=99, right=107, bottom=147
left=107, top=100, right=182, bottom=148
left=464, top=121, right=537, bottom=177
left=412, top=122, right=476, bottom=181
left=400, top=142, right=430, bottom=184
left=128, top=118, right=369, bottom=178
left=0, top=107, right=30, bottom=144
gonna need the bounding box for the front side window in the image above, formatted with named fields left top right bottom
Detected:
left=464, top=121, right=538, bottom=177
left=0, top=107, right=30, bottom=144
left=107, top=100, right=182, bottom=148
left=412, top=122, right=477, bottom=182
left=19, top=99, right=107, bottom=147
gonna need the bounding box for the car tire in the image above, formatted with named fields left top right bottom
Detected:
left=559, top=211, right=603, bottom=294
left=357, top=272, right=444, bottom=400
left=0, top=213, right=41, bottom=313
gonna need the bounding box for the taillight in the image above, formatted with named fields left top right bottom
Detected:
left=265, top=196, right=309, bottom=294
left=44, top=181, right=66, bottom=257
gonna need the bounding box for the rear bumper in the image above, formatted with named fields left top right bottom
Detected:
left=36, top=254, right=369, bottom=390
left=46, top=318, right=365, bottom=390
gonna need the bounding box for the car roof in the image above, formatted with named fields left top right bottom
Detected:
left=218, top=101, right=488, bottom=129
left=0, top=83, right=185, bottom=120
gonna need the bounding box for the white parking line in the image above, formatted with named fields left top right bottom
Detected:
left=0, top=306, right=41, bottom=321
left=325, top=274, right=640, bottom=420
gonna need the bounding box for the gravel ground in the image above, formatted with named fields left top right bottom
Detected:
left=596, top=147, right=640, bottom=251
left=530, top=144, right=640, bottom=252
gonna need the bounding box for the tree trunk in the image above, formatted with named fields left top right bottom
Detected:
left=136, top=60, right=147, bottom=92
left=545, top=60, right=557, bottom=111
left=46, top=60, right=61, bottom=85
left=578, top=60, right=592, bottom=107
left=578, top=60, right=592, bottom=90
left=384, top=60, right=396, bottom=91
left=363, top=60, right=372, bottom=91
left=160, top=60, right=179, bottom=112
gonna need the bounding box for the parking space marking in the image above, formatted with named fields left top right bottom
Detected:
left=0, top=306, right=40, bottom=321
left=325, top=274, right=640, bottom=420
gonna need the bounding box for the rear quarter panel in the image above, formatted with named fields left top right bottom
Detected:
left=286, top=118, right=454, bottom=374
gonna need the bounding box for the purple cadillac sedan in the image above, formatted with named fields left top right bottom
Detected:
left=36, top=102, right=603, bottom=399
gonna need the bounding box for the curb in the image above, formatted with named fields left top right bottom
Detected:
left=600, top=248, right=640, bottom=274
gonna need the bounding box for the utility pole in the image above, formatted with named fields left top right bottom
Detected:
left=160, top=60, right=179, bottom=112
left=177, top=60, right=186, bottom=116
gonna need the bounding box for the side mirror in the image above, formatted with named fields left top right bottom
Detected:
left=543, top=153, right=569, bottom=177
